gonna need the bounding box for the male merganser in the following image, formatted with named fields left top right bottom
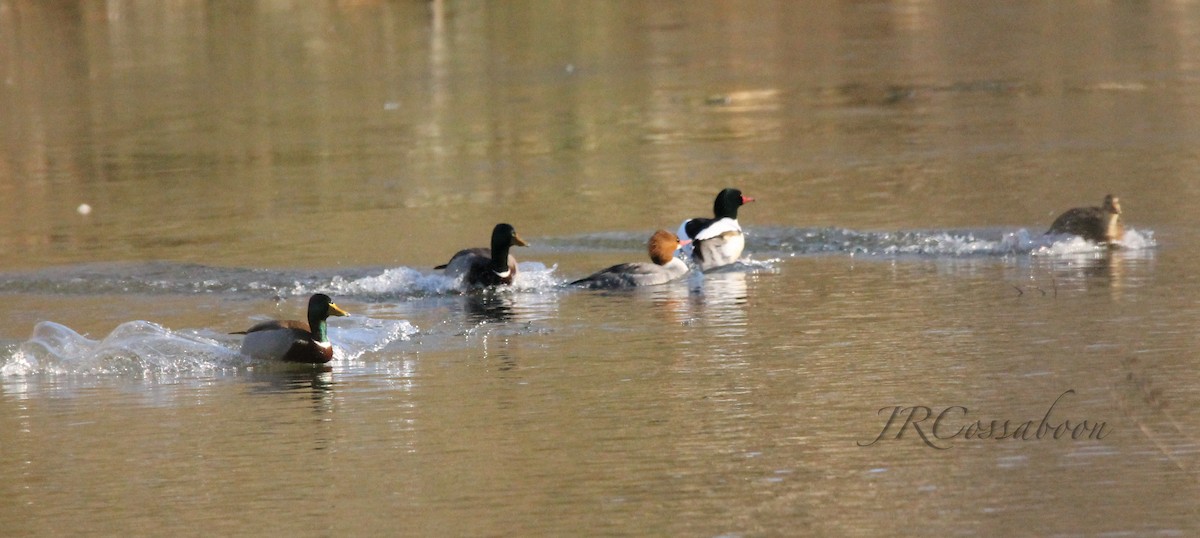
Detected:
left=1046, top=194, right=1124, bottom=245
left=571, top=230, right=691, bottom=289
left=677, top=188, right=755, bottom=271
left=435, top=223, right=530, bottom=287
left=234, top=293, right=349, bottom=364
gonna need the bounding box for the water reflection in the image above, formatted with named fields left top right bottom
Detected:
left=460, top=285, right=561, bottom=324
left=1028, top=246, right=1156, bottom=299
left=462, top=292, right=517, bottom=323
left=246, top=364, right=335, bottom=391
left=245, top=365, right=336, bottom=412
left=456, top=288, right=563, bottom=371
left=665, top=271, right=752, bottom=372
left=684, top=271, right=750, bottom=330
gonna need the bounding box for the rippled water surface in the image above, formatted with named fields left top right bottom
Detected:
left=3, top=1, right=1200, bottom=536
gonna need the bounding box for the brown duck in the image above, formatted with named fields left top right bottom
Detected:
left=1047, top=194, right=1124, bottom=245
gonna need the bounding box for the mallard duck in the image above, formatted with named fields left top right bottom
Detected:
left=1047, top=194, right=1124, bottom=245
left=435, top=223, right=529, bottom=287
left=677, top=188, right=756, bottom=271
left=571, top=230, right=691, bottom=288
left=234, top=293, right=348, bottom=364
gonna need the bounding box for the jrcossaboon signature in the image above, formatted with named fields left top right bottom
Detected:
left=858, top=390, right=1111, bottom=450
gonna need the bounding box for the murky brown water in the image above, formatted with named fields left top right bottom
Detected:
left=3, top=1, right=1200, bottom=536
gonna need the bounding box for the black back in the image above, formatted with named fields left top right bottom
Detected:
left=683, top=217, right=715, bottom=240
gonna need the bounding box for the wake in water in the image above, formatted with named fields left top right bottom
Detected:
left=0, top=226, right=1154, bottom=302
left=0, top=224, right=1157, bottom=378
left=308, top=262, right=564, bottom=299
left=747, top=226, right=1156, bottom=257
left=2, top=317, right=417, bottom=377
left=0, top=261, right=566, bottom=301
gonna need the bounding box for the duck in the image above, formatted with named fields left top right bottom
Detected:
left=233, top=293, right=349, bottom=364
left=1046, top=194, right=1124, bottom=245
left=435, top=223, right=529, bottom=287
left=676, top=188, right=755, bottom=271
left=571, top=230, right=691, bottom=289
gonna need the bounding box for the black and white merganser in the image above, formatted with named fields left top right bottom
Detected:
left=1046, top=194, right=1124, bottom=246
left=571, top=230, right=691, bottom=289
left=435, top=223, right=530, bottom=287
left=233, top=293, right=349, bottom=364
left=677, top=188, right=755, bottom=271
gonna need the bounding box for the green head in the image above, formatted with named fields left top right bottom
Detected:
left=307, top=293, right=348, bottom=342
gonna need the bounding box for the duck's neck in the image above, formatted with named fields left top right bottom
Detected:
left=308, top=314, right=330, bottom=343
left=490, top=242, right=511, bottom=275
left=1104, top=213, right=1122, bottom=240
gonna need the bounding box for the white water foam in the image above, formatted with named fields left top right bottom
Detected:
left=322, top=267, right=462, bottom=297
left=3, top=321, right=247, bottom=376
left=1033, top=227, right=1155, bottom=256
left=510, top=262, right=563, bottom=292
left=2, top=315, right=420, bottom=376
left=328, top=317, right=419, bottom=361
left=280, top=262, right=564, bottom=298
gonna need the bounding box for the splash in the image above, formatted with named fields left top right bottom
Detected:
left=3, top=315, right=421, bottom=376
left=1115, top=228, right=1155, bottom=251
left=272, top=262, right=562, bottom=299
left=328, top=317, right=419, bottom=361
left=1034, top=228, right=1155, bottom=256
left=290, top=267, right=461, bottom=298
left=511, top=262, right=563, bottom=292
left=3, top=321, right=247, bottom=376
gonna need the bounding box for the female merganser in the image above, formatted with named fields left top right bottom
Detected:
left=571, top=230, right=691, bottom=289
left=234, top=293, right=349, bottom=364
left=435, top=223, right=529, bottom=287
left=677, top=188, right=755, bottom=271
left=1047, top=194, right=1124, bottom=245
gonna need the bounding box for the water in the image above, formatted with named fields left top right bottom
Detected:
left=3, top=1, right=1200, bottom=536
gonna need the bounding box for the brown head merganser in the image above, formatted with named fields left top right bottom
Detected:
left=435, top=223, right=529, bottom=287
left=233, top=293, right=349, bottom=364
left=677, top=188, right=755, bottom=271
left=571, top=230, right=691, bottom=289
left=1046, top=194, right=1124, bottom=245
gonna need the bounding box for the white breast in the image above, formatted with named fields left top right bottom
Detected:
left=694, top=230, right=745, bottom=271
